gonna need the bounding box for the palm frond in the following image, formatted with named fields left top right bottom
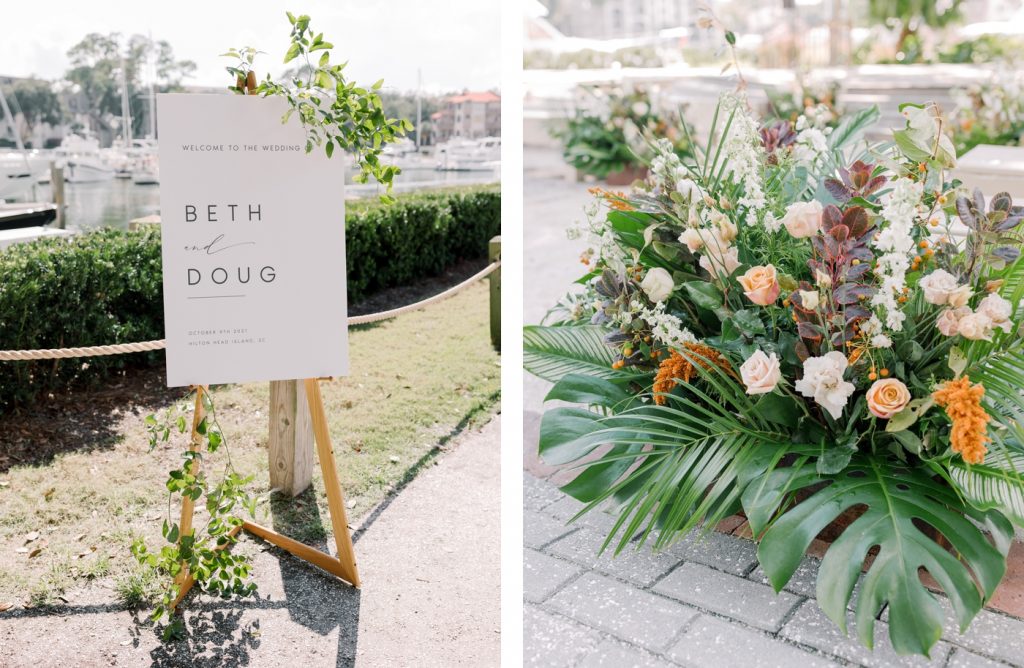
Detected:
left=524, top=325, right=644, bottom=383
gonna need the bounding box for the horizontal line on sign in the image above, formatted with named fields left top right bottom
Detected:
left=187, top=295, right=247, bottom=300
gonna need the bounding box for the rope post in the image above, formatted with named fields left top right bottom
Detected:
left=489, top=236, right=501, bottom=351
left=268, top=379, right=315, bottom=496
left=50, top=162, right=65, bottom=229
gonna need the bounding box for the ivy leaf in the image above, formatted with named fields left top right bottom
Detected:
left=890, top=430, right=922, bottom=455
left=731, top=309, right=766, bottom=337
left=284, top=42, right=302, bottom=64
left=683, top=281, right=723, bottom=311
left=885, top=397, right=935, bottom=433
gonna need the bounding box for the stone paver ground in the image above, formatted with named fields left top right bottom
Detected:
left=524, top=474, right=1024, bottom=668
left=0, top=416, right=500, bottom=667
left=522, top=147, right=1024, bottom=667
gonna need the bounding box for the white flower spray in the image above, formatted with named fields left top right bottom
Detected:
left=718, top=92, right=765, bottom=225
left=870, top=177, right=923, bottom=332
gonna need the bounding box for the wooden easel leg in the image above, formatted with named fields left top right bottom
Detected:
left=303, top=378, right=360, bottom=587
left=171, top=380, right=361, bottom=611
left=170, top=385, right=206, bottom=612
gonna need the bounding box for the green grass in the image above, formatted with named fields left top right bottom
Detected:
left=0, top=282, right=500, bottom=607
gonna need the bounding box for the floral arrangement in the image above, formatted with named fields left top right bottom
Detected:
left=951, top=70, right=1024, bottom=155
left=557, top=84, right=694, bottom=181
left=766, top=79, right=841, bottom=130
left=526, top=93, right=1024, bottom=657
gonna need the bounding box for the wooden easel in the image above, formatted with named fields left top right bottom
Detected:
left=171, top=72, right=359, bottom=609
left=171, top=382, right=359, bottom=610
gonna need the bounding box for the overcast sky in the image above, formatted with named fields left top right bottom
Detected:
left=0, top=0, right=501, bottom=93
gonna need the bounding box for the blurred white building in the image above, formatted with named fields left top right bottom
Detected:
left=544, top=0, right=695, bottom=39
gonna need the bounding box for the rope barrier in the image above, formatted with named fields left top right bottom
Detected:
left=0, top=261, right=499, bottom=362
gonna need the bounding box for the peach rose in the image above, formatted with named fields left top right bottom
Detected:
left=936, top=306, right=971, bottom=337
left=919, top=269, right=972, bottom=307
left=866, top=378, right=911, bottom=419
left=977, top=293, right=1013, bottom=334
left=957, top=312, right=994, bottom=341
left=678, top=228, right=704, bottom=252
left=737, top=265, right=781, bottom=306
left=699, top=245, right=741, bottom=278
left=781, top=201, right=823, bottom=239
left=739, top=350, right=781, bottom=395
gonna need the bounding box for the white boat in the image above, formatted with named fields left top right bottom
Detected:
left=0, top=87, right=49, bottom=197
left=132, top=155, right=159, bottom=185
left=105, top=138, right=159, bottom=181
left=0, top=152, right=48, bottom=199
left=55, top=134, right=115, bottom=183
left=435, top=137, right=501, bottom=171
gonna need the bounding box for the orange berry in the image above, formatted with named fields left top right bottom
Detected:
left=868, top=372, right=878, bottom=381
left=919, top=240, right=929, bottom=248
left=880, top=368, right=890, bottom=377
left=925, top=249, right=934, bottom=258
left=852, top=259, right=861, bottom=265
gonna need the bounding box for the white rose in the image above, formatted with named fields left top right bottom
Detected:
left=676, top=178, right=701, bottom=200
left=699, top=245, right=741, bottom=278
left=740, top=350, right=781, bottom=395
left=919, top=269, right=972, bottom=306
left=977, top=293, right=1013, bottom=333
left=799, top=290, right=820, bottom=310
left=794, top=351, right=855, bottom=420
left=957, top=312, right=994, bottom=341
left=781, top=201, right=823, bottom=239
left=640, top=267, right=674, bottom=303
left=678, top=228, right=704, bottom=252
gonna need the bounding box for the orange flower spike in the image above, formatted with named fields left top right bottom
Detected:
left=933, top=377, right=990, bottom=465
left=652, top=344, right=734, bottom=405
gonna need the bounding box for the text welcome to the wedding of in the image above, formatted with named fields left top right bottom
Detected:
left=158, top=93, right=349, bottom=387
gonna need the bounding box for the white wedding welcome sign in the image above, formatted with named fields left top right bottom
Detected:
left=157, top=94, right=348, bottom=387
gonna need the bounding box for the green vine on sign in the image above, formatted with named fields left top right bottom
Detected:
left=223, top=12, right=414, bottom=203
left=133, top=388, right=258, bottom=640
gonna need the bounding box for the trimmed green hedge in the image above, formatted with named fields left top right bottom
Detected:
left=0, top=186, right=500, bottom=412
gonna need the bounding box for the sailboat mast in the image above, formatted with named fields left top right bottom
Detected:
left=148, top=33, right=156, bottom=140
left=120, top=57, right=132, bottom=149
left=416, top=68, right=422, bottom=149
left=0, top=85, right=32, bottom=178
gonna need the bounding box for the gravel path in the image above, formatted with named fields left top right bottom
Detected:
left=0, top=415, right=501, bottom=667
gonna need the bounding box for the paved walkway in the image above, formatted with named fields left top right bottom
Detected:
left=525, top=474, right=1024, bottom=668
left=0, top=416, right=501, bottom=667
left=522, top=148, right=1024, bottom=667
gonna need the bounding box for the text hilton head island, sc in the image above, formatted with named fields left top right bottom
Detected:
left=157, top=94, right=349, bottom=387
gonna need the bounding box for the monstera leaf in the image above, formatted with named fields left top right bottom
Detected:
left=524, top=325, right=640, bottom=383
left=744, top=456, right=1014, bottom=657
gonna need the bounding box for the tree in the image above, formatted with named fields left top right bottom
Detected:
left=64, top=32, right=196, bottom=140
left=1, top=78, right=64, bottom=145
left=868, top=0, right=964, bottom=57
